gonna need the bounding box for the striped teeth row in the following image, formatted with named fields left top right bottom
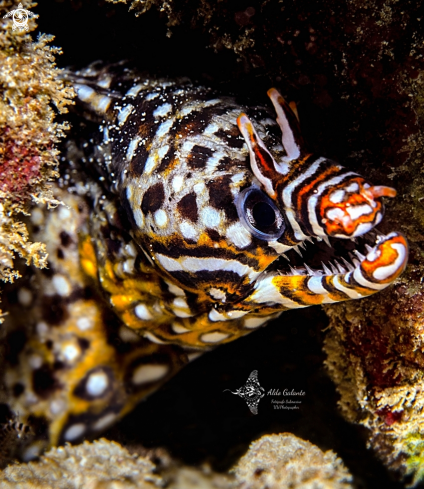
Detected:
left=280, top=232, right=380, bottom=277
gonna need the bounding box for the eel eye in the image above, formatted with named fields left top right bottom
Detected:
left=236, top=187, right=285, bottom=240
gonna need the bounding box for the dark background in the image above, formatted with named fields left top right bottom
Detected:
left=31, top=1, right=424, bottom=487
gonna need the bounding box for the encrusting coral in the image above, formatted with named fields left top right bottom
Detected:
left=0, top=0, right=74, bottom=314
left=0, top=438, right=163, bottom=489
left=0, top=434, right=353, bottom=489
left=232, top=433, right=353, bottom=489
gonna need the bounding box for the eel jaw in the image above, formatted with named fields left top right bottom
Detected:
left=248, top=232, right=408, bottom=309
left=354, top=232, right=408, bottom=290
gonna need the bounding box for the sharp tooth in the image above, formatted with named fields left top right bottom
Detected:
left=365, top=244, right=373, bottom=253
left=293, top=245, right=303, bottom=257
left=305, top=236, right=314, bottom=243
left=323, top=236, right=331, bottom=247
left=280, top=253, right=290, bottom=261
left=334, top=260, right=346, bottom=274
left=349, top=237, right=357, bottom=243
left=341, top=257, right=355, bottom=272
left=329, top=262, right=339, bottom=274
left=289, top=265, right=297, bottom=275
left=316, top=237, right=322, bottom=242
left=299, top=241, right=307, bottom=250
left=304, top=263, right=315, bottom=276
left=352, top=258, right=361, bottom=267
left=322, top=262, right=332, bottom=275
left=353, top=250, right=366, bottom=261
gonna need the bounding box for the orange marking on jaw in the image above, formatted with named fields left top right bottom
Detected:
left=320, top=177, right=385, bottom=237
left=361, top=234, right=408, bottom=284
left=364, top=185, right=397, bottom=200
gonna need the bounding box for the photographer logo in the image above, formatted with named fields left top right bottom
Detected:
left=3, top=3, right=36, bottom=31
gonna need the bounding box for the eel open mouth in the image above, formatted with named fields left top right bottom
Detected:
left=270, top=230, right=408, bottom=289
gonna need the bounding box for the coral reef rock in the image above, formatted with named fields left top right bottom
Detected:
left=232, top=433, right=353, bottom=489
left=0, top=0, right=73, bottom=310
left=0, top=439, right=163, bottom=489
left=0, top=434, right=353, bottom=489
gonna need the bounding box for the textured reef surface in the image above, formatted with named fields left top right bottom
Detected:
left=0, top=0, right=73, bottom=308
left=0, top=434, right=353, bottom=489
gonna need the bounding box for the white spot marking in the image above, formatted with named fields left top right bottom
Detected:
left=119, top=326, right=140, bottom=342
left=173, top=297, right=188, bottom=308
left=126, top=136, right=141, bottom=161
left=144, top=332, right=168, bottom=343
left=345, top=182, right=359, bottom=193
left=154, top=209, right=168, bottom=227
left=172, top=175, right=184, bottom=192
left=227, top=310, right=249, bottom=318
left=28, top=355, right=43, bottom=369
left=193, top=181, right=206, bottom=195
left=77, top=317, right=93, bottom=331
left=52, top=274, right=71, bottom=297
left=133, top=207, right=145, bottom=228
left=36, top=322, right=48, bottom=336
left=209, top=288, right=226, bottom=301
left=31, top=207, right=44, bottom=225
left=153, top=103, right=172, bottom=118
left=18, top=288, right=32, bottom=307
left=95, top=96, right=112, bottom=113
left=144, top=155, right=156, bottom=174
left=158, top=144, right=169, bottom=160
left=226, top=222, right=252, bottom=248
left=132, top=364, right=168, bottom=385
left=201, top=331, right=230, bottom=343
left=208, top=309, right=228, bottom=321
left=179, top=221, right=198, bottom=241
left=156, top=119, right=173, bottom=138
left=86, top=371, right=109, bottom=397
left=63, top=344, right=80, bottom=362
left=123, top=258, right=135, bottom=274
left=326, top=207, right=345, bottom=221
left=346, top=204, right=373, bottom=220
left=244, top=317, right=270, bottom=329
left=92, top=413, right=116, bottom=432
left=329, top=189, right=346, bottom=204
left=64, top=423, right=86, bottom=441
left=50, top=399, right=65, bottom=415
left=172, top=323, right=191, bottom=334
left=126, top=83, right=143, bottom=97
left=135, top=304, right=153, bottom=320
left=22, top=445, right=41, bottom=462
left=117, top=104, right=134, bottom=126
left=75, top=84, right=94, bottom=101
left=145, top=92, right=159, bottom=101
left=201, top=207, right=221, bottom=228
left=187, top=352, right=203, bottom=362
left=206, top=151, right=226, bottom=172
left=58, top=206, right=72, bottom=220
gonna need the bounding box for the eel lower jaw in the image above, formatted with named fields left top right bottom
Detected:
left=271, top=231, right=408, bottom=288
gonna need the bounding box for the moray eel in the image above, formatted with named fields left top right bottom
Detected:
left=0, top=63, right=408, bottom=459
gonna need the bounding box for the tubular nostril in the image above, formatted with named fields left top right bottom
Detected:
left=364, top=186, right=397, bottom=199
